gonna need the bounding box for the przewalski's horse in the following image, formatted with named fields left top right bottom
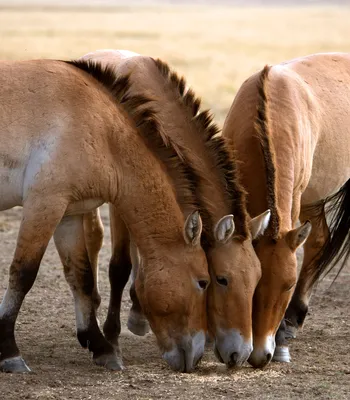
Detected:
left=80, top=49, right=271, bottom=368
left=0, top=59, right=210, bottom=373
left=222, top=52, right=350, bottom=368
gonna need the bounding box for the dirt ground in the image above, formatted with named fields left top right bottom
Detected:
left=0, top=205, right=349, bottom=400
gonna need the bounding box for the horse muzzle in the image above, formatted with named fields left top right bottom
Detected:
left=214, top=329, right=253, bottom=367
left=248, top=334, right=276, bottom=368
left=162, top=331, right=205, bottom=372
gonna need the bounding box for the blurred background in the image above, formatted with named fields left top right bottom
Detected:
left=0, top=0, right=349, bottom=125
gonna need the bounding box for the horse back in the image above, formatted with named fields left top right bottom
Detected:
left=282, top=53, right=350, bottom=203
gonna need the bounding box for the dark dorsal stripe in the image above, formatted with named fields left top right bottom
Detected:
left=153, top=58, right=249, bottom=240
left=65, top=59, right=200, bottom=215
left=254, top=65, right=281, bottom=240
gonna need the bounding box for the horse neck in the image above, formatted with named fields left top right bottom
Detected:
left=107, top=121, right=186, bottom=256
left=128, top=61, right=232, bottom=223
left=267, top=82, right=313, bottom=233
left=226, top=84, right=298, bottom=234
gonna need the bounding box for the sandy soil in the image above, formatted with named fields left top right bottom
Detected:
left=0, top=205, right=349, bottom=399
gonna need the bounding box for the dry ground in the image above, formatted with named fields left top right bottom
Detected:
left=0, top=4, right=350, bottom=400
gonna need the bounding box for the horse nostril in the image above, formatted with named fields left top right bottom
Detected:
left=266, top=352, right=272, bottom=363
left=194, top=355, right=203, bottom=367
left=214, top=346, right=225, bottom=364
left=229, top=352, right=239, bottom=367
left=181, top=348, right=187, bottom=373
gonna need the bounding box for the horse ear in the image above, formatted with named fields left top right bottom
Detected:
left=214, top=215, right=235, bottom=243
left=286, top=221, right=312, bottom=251
left=249, top=209, right=271, bottom=239
left=184, top=211, right=202, bottom=246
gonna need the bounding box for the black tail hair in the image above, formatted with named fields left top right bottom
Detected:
left=305, top=179, right=350, bottom=288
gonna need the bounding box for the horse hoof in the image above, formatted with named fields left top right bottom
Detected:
left=127, top=311, right=150, bottom=336
left=0, top=356, right=31, bottom=373
left=285, top=324, right=297, bottom=340
left=272, top=346, right=291, bottom=363
left=93, top=353, right=124, bottom=371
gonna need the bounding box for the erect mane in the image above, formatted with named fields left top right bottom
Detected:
left=153, top=58, right=249, bottom=239
left=65, top=59, right=199, bottom=214
left=254, top=65, right=281, bottom=240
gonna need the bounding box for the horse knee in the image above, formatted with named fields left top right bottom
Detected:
left=285, top=294, right=309, bottom=329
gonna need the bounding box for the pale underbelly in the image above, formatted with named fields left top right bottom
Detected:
left=301, top=170, right=350, bottom=205
left=301, top=128, right=350, bottom=205
left=0, top=169, right=23, bottom=211
left=0, top=171, right=104, bottom=218
left=64, top=198, right=105, bottom=216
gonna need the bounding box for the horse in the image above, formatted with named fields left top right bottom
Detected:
left=79, top=49, right=271, bottom=368
left=0, top=59, right=210, bottom=373
left=222, top=52, right=350, bottom=368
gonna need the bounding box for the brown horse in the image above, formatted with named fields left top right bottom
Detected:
left=80, top=49, right=271, bottom=368
left=223, top=52, right=350, bottom=368
left=0, top=59, right=210, bottom=373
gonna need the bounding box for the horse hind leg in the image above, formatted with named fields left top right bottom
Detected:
left=284, top=204, right=329, bottom=338
left=0, top=197, right=67, bottom=373
left=54, top=215, right=122, bottom=371
left=83, top=209, right=104, bottom=311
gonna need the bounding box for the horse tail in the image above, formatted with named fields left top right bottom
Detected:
left=307, top=178, right=350, bottom=287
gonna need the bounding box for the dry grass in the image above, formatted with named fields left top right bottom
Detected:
left=1, top=5, right=349, bottom=124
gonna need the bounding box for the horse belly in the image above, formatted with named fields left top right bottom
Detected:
left=65, top=198, right=104, bottom=216
left=302, top=158, right=350, bottom=205
left=0, top=168, right=23, bottom=211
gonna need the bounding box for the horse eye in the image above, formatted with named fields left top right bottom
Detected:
left=198, top=280, right=209, bottom=290
left=216, top=276, right=228, bottom=286
left=285, top=282, right=296, bottom=292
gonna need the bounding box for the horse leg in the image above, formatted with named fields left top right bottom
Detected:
left=127, top=239, right=150, bottom=336
left=83, top=209, right=104, bottom=311
left=103, top=205, right=149, bottom=343
left=273, top=193, right=304, bottom=363
left=102, top=205, right=132, bottom=352
left=284, top=205, right=329, bottom=338
left=0, top=199, right=67, bottom=373
left=272, top=319, right=291, bottom=363
left=54, top=215, right=122, bottom=370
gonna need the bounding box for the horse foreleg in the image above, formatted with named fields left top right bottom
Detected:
left=54, top=215, right=122, bottom=370
left=102, top=205, right=132, bottom=354
left=0, top=198, right=67, bottom=373
left=83, top=209, right=104, bottom=311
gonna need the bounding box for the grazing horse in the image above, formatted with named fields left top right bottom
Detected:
left=0, top=59, right=210, bottom=373
left=223, top=52, right=350, bottom=368
left=80, top=49, right=271, bottom=368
